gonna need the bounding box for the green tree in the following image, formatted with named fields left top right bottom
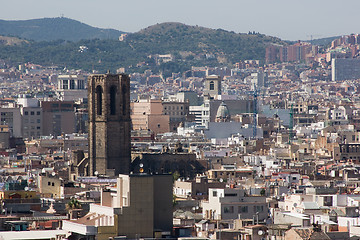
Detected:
left=66, top=197, right=82, bottom=210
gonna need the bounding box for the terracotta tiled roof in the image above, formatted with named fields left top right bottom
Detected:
left=293, top=228, right=331, bottom=240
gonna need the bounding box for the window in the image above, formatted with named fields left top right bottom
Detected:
left=224, top=206, right=234, bottom=213
left=213, top=191, right=217, bottom=197
left=52, top=182, right=55, bottom=186
left=110, top=85, right=117, bottom=115
left=25, top=111, right=28, bottom=115
left=48, top=182, right=51, bottom=186
left=209, top=81, right=215, bottom=90
left=61, top=104, right=72, bottom=108
left=238, top=206, right=248, bottom=213
left=62, top=80, right=68, bottom=89
left=96, top=85, right=103, bottom=115
left=254, top=205, right=264, bottom=212
left=31, top=111, right=34, bottom=115
left=37, top=111, right=40, bottom=115
left=70, top=79, right=75, bottom=89
left=78, top=80, right=84, bottom=89
left=122, top=84, right=127, bottom=115
left=225, top=193, right=237, bottom=197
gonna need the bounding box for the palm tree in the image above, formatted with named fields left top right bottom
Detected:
left=66, top=197, right=81, bottom=210
left=66, top=198, right=82, bottom=219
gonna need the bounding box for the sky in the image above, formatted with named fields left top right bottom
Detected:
left=1, top=0, right=360, bottom=41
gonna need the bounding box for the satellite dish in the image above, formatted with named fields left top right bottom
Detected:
left=219, top=178, right=224, bottom=183
left=94, top=171, right=99, bottom=176
left=356, top=209, right=359, bottom=213
left=24, top=187, right=29, bottom=191
left=258, top=230, right=264, bottom=236
left=293, top=203, right=297, bottom=207
left=52, top=172, right=56, bottom=177
left=139, top=163, right=144, bottom=168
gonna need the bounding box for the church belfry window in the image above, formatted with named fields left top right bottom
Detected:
left=122, top=84, right=127, bottom=115
left=110, top=85, right=117, bottom=115
left=96, top=85, right=103, bottom=115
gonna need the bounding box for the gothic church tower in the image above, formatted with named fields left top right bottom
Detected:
left=88, top=73, right=131, bottom=176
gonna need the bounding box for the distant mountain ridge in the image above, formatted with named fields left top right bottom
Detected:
left=0, top=17, right=125, bottom=41
left=0, top=20, right=287, bottom=73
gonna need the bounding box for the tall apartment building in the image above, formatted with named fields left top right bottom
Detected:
left=131, top=99, right=169, bottom=134
left=17, top=98, right=42, bottom=139
left=63, top=174, right=173, bottom=239
left=0, top=105, right=21, bottom=138
left=265, top=45, right=280, bottom=63
left=162, top=101, right=190, bottom=132
left=56, top=74, right=87, bottom=101
left=189, top=100, right=210, bottom=128
left=266, top=42, right=315, bottom=63
left=331, top=58, right=360, bottom=81
left=41, top=101, right=75, bottom=137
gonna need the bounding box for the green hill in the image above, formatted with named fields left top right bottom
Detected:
left=128, top=22, right=284, bottom=62
left=0, top=22, right=286, bottom=75
left=0, top=17, right=124, bottom=41
left=305, top=36, right=340, bottom=46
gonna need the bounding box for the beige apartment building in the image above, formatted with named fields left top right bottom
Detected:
left=21, top=107, right=42, bottom=139
left=162, top=101, right=190, bottom=131
left=41, top=101, right=75, bottom=136
left=202, top=188, right=268, bottom=222
left=131, top=99, right=169, bottom=134
left=63, top=174, right=173, bottom=239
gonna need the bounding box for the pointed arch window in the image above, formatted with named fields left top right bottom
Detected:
left=122, top=84, right=127, bottom=115
left=110, top=85, right=117, bottom=115
left=96, top=85, right=103, bottom=115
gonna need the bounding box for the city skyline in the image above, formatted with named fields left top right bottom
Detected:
left=1, top=0, right=360, bottom=41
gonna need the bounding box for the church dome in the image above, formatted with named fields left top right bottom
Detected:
left=216, top=102, right=230, bottom=122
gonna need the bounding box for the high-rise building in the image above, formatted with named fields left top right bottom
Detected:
left=63, top=174, right=173, bottom=239
left=41, top=100, right=75, bottom=137
left=88, top=73, right=131, bottom=176
left=56, top=74, right=87, bottom=101
left=332, top=58, right=360, bottom=81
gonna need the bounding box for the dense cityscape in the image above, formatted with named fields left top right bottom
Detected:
left=1, top=18, right=360, bottom=240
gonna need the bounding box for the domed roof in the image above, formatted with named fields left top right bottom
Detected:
left=216, top=102, right=230, bottom=120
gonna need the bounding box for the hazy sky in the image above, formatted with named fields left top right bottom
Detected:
left=2, top=0, right=359, bottom=40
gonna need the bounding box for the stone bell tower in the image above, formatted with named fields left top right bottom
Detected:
left=88, top=73, right=131, bottom=176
